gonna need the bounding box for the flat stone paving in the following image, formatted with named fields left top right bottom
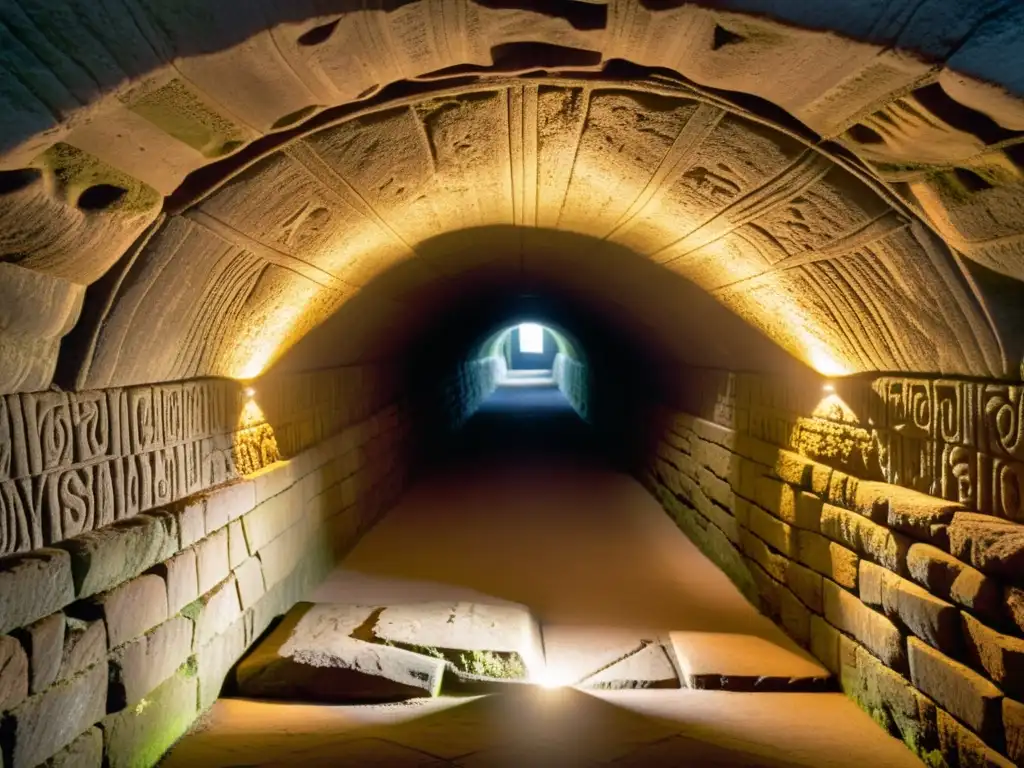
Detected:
left=163, top=388, right=923, bottom=767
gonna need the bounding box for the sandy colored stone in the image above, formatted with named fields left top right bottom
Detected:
left=739, top=529, right=789, bottom=582
left=668, top=631, right=829, bottom=691
left=194, top=575, right=242, bottom=647
left=580, top=642, right=679, bottom=690
left=197, top=616, right=247, bottom=710
left=1005, top=698, right=1024, bottom=766
left=858, top=561, right=961, bottom=656
left=823, top=579, right=905, bottom=671
left=906, top=543, right=1003, bottom=624
left=78, top=573, right=168, bottom=649
left=110, top=616, right=194, bottom=708
left=0, top=549, right=75, bottom=633
left=204, top=480, right=257, bottom=533
left=55, top=515, right=177, bottom=599
left=0, top=633, right=29, bottom=711
left=228, top=520, right=248, bottom=570
left=821, top=504, right=909, bottom=573
left=1008, top=586, right=1024, bottom=635
left=104, top=670, right=198, bottom=768
left=236, top=603, right=446, bottom=702
left=15, top=612, right=65, bottom=694
left=908, top=636, right=1003, bottom=747
left=786, top=559, right=823, bottom=612
left=57, top=617, right=106, bottom=684
left=796, top=530, right=858, bottom=589
left=884, top=487, right=961, bottom=543
left=173, top=499, right=206, bottom=549
left=841, top=637, right=937, bottom=757
left=756, top=477, right=819, bottom=530
left=745, top=504, right=795, bottom=555
left=7, top=663, right=107, bottom=768
left=810, top=615, right=840, bottom=675
left=963, top=612, right=1024, bottom=700
left=195, top=528, right=230, bottom=595
left=234, top=556, right=266, bottom=610
left=936, top=708, right=1015, bottom=768
left=949, top=513, right=1024, bottom=580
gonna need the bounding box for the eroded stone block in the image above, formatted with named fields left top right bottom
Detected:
left=0, top=633, right=29, bottom=711
left=103, top=670, right=197, bottom=768
left=823, top=579, right=905, bottom=671
left=797, top=530, right=858, bottom=589
left=77, top=573, right=168, bottom=649
left=963, top=612, right=1024, bottom=700
left=949, top=513, right=1024, bottom=580
left=0, top=549, right=75, bottom=633
left=42, top=726, right=102, bottom=768
left=821, top=504, right=909, bottom=573
left=109, top=615, right=194, bottom=709
left=194, top=575, right=242, bottom=648
left=195, top=527, right=230, bottom=595
left=15, top=612, right=65, bottom=694
left=906, top=543, right=1003, bottom=624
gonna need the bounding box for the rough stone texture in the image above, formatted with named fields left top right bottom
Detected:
left=1006, top=698, right=1024, bottom=766
left=6, top=662, right=107, bottom=768
left=103, top=671, right=197, bottom=768
left=109, top=616, right=194, bottom=708
left=1009, top=587, right=1024, bottom=635
left=823, top=579, right=905, bottom=671
left=236, top=603, right=446, bottom=702
left=908, top=636, right=1004, bottom=748
left=234, top=557, right=266, bottom=610
left=227, top=520, right=248, bottom=570
left=906, top=543, right=1003, bottom=624
left=41, top=726, right=103, bottom=768
left=796, top=531, right=858, bottom=590
left=937, top=708, right=1015, bottom=768
left=840, top=637, right=937, bottom=757
left=949, top=513, right=1024, bottom=580
left=963, top=613, right=1024, bottom=700
left=821, top=504, right=908, bottom=573
left=859, top=561, right=962, bottom=657
left=0, top=549, right=75, bottom=634
left=194, top=576, right=242, bottom=648
left=57, top=618, right=106, bottom=684
left=196, top=616, right=247, bottom=711
left=15, top=612, right=65, bottom=694
left=174, top=500, right=206, bottom=550
left=0, top=633, right=29, bottom=711
left=787, top=560, right=823, bottom=612
left=883, top=488, right=961, bottom=543
left=79, top=573, right=168, bottom=649
left=810, top=615, right=840, bottom=675
left=55, top=516, right=176, bottom=599
left=204, top=481, right=257, bottom=533
left=580, top=643, right=679, bottom=690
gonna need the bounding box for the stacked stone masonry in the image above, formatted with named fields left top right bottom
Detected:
left=0, top=365, right=412, bottom=767
left=644, top=368, right=1024, bottom=767
left=553, top=353, right=590, bottom=421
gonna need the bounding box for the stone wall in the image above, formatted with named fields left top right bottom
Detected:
left=642, top=368, right=1024, bottom=767
left=0, top=365, right=412, bottom=767
left=430, top=356, right=505, bottom=433
left=553, top=353, right=589, bottom=421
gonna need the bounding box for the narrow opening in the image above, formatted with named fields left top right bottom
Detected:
left=712, top=24, right=745, bottom=50
left=845, top=123, right=885, bottom=145
left=297, top=19, right=340, bottom=47
left=953, top=167, right=994, bottom=193
left=472, top=0, right=607, bottom=31
left=77, top=183, right=128, bottom=211
left=0, top=168, right=41, bottom=195
left=272, top=105, right=320, bottom=130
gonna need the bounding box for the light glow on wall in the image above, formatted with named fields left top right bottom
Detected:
left=519, top=323, right=545, bottom=354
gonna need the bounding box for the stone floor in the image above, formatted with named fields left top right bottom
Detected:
left=162, top=385, right=924, bottom=767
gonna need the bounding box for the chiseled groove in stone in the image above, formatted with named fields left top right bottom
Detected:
left=604, top=102, right=725, bottom=241
left=553, top=85, right=595, bottom=229
left=522, top=84, right=540, bottom=229
left=508, top=85, right=526, bottom=228
left=183, top=209, right=351, bottom=290
left=167, top=63, right=264, bottom=137
left=285, top=141, right=420, bottom=256
left=655, top=151, right=835, bottom=265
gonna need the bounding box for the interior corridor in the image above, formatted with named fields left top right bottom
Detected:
left=162, top=383, right=924, bottom=768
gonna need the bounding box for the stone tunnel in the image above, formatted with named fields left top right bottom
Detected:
left=2, top=1, right=1024, bottom=765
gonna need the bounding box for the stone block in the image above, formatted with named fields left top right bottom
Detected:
left=949, top=513, right=1024, bottom=580
left=57, top=617, right=106, bottom=684
left=908, top=636, right=1003, bottom=748
left=826, top=471, right=858, bottom=510
left=55, top=515, right=176, bottom=599
left=194, top=576, right=242, bottom=647
left=227, top=520, right=248, bottom=570
left=580, top=642, right=679, bottom=690
left=787, top=560, right=823, bottom=612
left=15, top=612, right=64, bottom=694
left=109, top=616, right=194, bottom=709
left=963, top=612, right=1024, bottom=700
left=164, top=548, right=199, bottom=616
left=42, top=726, right=102, bottom=768
left=823, top=579, right=905, bottom=671
left=739, top=529, right=788, bottom=583
left=746, top=505, right=795, bottom=556
left=771, top=450, right=819, bottom=489
left=241, top=487, right=298, bottom=555
left=852, top=480, right=892, bottom=524
left=906, top=543, right=1003, bottom=624
left=0, top=549, right=75, bottom=633
left=841, top=638, right=937, bottom=756
left=195, top=528, right=230, bottom=595
left=204, top=480, right=255, bottom=533
left=821, top=504, right=909, bottom=573
left=859, top=561, right=961, bottom=657
left=885, top=487, right=960, bottom=542
left=0, top=633, right=28, bottom=711
left=259, top=519, right=314, bottom=589
left=196, top=616, right=247, bottom=710
left=937, top=708, right=1014, bottom=768
left=796, top=530, right=858, bottom=589
left=810, top=615, right=840, bottom=674
left=6, top=663, right=106, bottom=768
left=173, top=499, right=206, bottom=549
left=697, top=466, right=734, bottom=510
left=103, top=670, right=198, bottom=768
left=780, top=587, right=811, bottom=646
left=234, top=557, right=266, bottom=610
left=1005, top=698, right=1024, bottom=766
left=1009, top=586, right=1024, bottom=635
left=252, top=460, right=297, bottom=505
left=77, top=573, right=168, bottom=649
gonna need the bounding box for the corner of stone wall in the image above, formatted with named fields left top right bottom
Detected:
left=640, top=368, right=1024, bottom=768
left=0, top=368, right=413, bottom=768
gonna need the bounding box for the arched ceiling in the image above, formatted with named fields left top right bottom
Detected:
left=2, top=0, right=1024, bottom=394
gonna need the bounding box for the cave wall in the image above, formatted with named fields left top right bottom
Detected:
left=642, top=367, right=1024, bottom=766
left=0, top=365, right=412, bottom=767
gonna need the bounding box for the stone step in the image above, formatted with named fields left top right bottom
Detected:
left=666, top=631, right=834, bottom=692
left=579, top=641, right=681, bottom=690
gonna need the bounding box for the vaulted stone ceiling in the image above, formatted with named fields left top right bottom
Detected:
left=2, top=0, right=1023, bottom=393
